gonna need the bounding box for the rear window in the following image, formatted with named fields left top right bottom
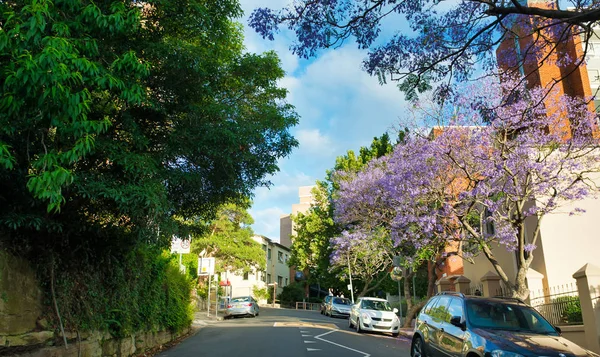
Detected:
left=231, top=297, right=250, bottom=303
left=333, top=298, right=351, bottom=305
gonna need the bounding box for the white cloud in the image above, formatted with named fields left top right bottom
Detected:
left=295, top=128, right=336, bottom=156
left=249, top=206, right=287, bottom=241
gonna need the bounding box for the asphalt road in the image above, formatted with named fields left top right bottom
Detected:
left=157, top=307, right=412, bottom=357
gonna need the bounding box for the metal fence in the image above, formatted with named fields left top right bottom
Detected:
left=468, top=283, right=483, bottom=296
left=529, top=283, right=582, bottom=326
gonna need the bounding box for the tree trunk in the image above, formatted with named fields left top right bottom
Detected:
left=404, top=268, right=414, bottom=312
left=403, top=300, right=427, bottom=328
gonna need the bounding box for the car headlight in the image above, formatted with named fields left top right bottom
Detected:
left=491, top=351, right=524, bottom=357
left=361, top=313, right=371, bottom=323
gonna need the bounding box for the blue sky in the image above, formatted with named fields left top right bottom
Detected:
left=239, top=0, right=411, bottom=241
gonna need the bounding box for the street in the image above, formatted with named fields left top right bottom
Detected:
left=157, top=307, right=412, bottom=357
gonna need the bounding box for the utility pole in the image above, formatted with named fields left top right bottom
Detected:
left=347, top=252, right=354, bottom=303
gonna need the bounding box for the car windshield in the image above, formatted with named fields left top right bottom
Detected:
left=231, top=297, right=250, bottom=303
left=361, top=300, right=392, bottom=311
left=333, top=298, right=351, bottom=305
left=466, top=300, right=558, bottom=335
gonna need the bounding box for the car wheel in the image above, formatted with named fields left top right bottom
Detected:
left=392, top=332, right=399, bottom=338
left=355, top=318, right=362, bottom=333
left=411, top=336, right=426, bottom=357
left=348, top=317, right=354, bottom=329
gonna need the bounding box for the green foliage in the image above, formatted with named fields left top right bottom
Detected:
left=278, top=282, right=305, bottom=306
left=41, top=247, right=192, bottom=337
left=290, top=133, right=399, bottom=292
left=252, top=286, right=270, bottom=301
left=191, top=202, right=266, bottom=274
left=0, top=0, right=296, bottom=338
left=551, top=296, right=583, bottom=324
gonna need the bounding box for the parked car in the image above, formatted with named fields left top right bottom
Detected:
left=324, top=297, right=352, bottom=318
left=348, top=297, right=400, bottom=337
left=224, top=296, right=259, bottom=319
left=320, top=295, right=333, bottom=315
left=411, top=291, right=600, bottom=357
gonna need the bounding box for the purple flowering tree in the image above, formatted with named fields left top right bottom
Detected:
left=249, top=1, right=597, bottom=100
left=330, top=228, right=395, bottom=297
left=334, top=77, right=600, bottom=300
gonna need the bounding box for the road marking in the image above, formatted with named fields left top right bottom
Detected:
left=307, top=348, right=321, bottom=352
left=304, top=341, right=317, bottom=344
left=314, top=330, right=371, bottom=357
left=302, top=334, right=312, bottom=337
left=273, top=322, right=338, bottom=329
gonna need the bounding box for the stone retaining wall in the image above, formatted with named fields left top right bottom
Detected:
left=0, top=327, right=191, bottom=357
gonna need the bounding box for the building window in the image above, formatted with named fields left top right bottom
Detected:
left=267, top=274, right=271, bottom=284
left=262, top=244, right=267, bottom=252
left=243, top=272, right=249, bottom=280
left=285, top=278, right=288, bottom=286
left=277, top=276, right=283, bottom=286
left=261, top=271, right=266, bottom=282
left=278, top=251, right=284, bottom=263
left=267, top=248, right=272, bottom=260
left=285, top=254, right=289, bottom=263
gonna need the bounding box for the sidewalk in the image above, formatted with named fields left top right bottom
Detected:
left=398, top=327, right=414, bottom=339
left=192, top=310, right=223, bottom=328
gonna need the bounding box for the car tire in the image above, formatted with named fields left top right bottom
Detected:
left=348, top=317, right=354, bottom=329
left=355, top=318, right=362, bottom=333
left=392, top=332, right=399, bottom=338
left=411, top=336, right=426, bottom=357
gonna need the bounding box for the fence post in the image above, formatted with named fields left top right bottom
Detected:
left=481, top=271, right=502, bottom=297
left=453, top=276, right=471, bottom=295
left=436, top=276, right=453, bottom=293
left=573, top=264, right=600, bottom=354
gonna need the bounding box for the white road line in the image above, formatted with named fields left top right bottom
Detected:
left=304, top=341, right=317, bottom=344
left=314, top=330, right=371, bottom=357
left=307, top=348, right=321, bottom=352
left=302, top=334, right=312, bottom=337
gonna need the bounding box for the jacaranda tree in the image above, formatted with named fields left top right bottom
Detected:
left=334, top=77, right=600, bottom=300
left=249, top=0, right=597, bottom=100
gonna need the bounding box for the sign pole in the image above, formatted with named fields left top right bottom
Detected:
left=347, top=252, right=354, bottom=303
left=207, top=273, right=212, bottom=317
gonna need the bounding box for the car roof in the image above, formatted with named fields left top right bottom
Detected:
left=433, top=292, right=529, bottom=306
left=359, top=297, right=387, bottom=302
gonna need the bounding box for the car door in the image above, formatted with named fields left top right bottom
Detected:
left=438, top=297, right=467, bottom=357
left=428, top=295, right=452, bottom=357
left=350, top=299, right=362, bottom=325
left=416, top=297, right=439, bottom=348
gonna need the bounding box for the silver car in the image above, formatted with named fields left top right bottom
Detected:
left=324, top=297, right=352, bottom=318
left=348, top=297, right=400, bottom=337
left=224, top=296, right=259, bottom=319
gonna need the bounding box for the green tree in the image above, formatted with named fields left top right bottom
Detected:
left=289, top=133, right=398, bottom=297
left=191, top=202, right=266, bottom=274
left=0, top=0, right=297, bottom=334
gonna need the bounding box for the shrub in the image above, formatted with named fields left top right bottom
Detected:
left=278, top=282, right=305, bottom=306
left=552, top=296, right=583, bottom=324
left=37, top=246, right=193, bottom=338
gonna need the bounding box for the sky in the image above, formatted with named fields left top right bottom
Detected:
left=239, top=0, right=411, bottom=241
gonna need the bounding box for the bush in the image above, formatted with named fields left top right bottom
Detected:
left=38, top=246, right=193, bottom=337
left=552, top=296, right=583, bottom=324
left=278, top=282, right=305, bottom=306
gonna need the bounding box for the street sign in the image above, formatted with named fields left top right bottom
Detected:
left=198, top=257, right=215, bottom=275
left=171, top=236, right=191, bottom=254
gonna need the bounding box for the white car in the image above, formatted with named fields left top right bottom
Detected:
left=348, top=297, right=400, bottom=337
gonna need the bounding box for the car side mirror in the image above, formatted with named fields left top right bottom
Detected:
left=393, top=308, right=399, bottom=314
left=555, top=326, right=562, bottom=335
left=450, top=316, right=465, bottom=330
